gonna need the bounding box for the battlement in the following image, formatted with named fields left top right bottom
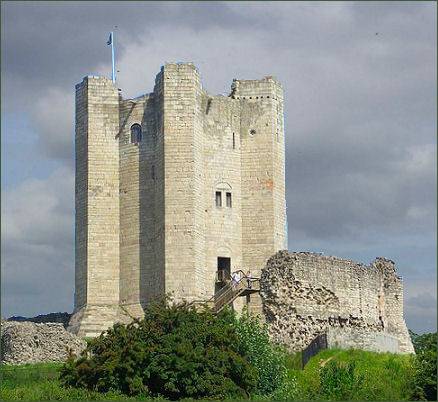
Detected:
left=231, top=76, right=283, bottom=100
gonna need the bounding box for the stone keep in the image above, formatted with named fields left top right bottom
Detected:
left=69, top=63, right=287, bottom=337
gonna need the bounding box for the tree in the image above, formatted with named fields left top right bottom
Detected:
left=60, top=300, right=257, bottom=400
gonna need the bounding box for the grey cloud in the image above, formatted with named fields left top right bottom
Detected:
left=31, top=87, right=75, bottom=161
left=1, top=166, right=74, bottom=248
left=1, top=166, right=74, bottom=317
left=1, top=1, right=255, bottom=92
left=408, top=293, right=437, bottom=310
left=405, top=291, right=437, bottom=333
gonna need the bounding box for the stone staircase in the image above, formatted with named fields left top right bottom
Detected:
left=192, top=270, right=260, bottom=313
left=69, top=272, right=260, bottom=337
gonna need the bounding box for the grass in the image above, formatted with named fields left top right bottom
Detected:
left=0, top=349, right=416, bottom=401
left=0, top=363, right=62, bottom=388
left=0, top=363, right=142, bottom=400
left=291, top=348, right=416, bottom=400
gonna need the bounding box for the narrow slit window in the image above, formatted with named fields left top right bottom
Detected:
left=215, top=191, right=222, bottom=207
left=151, top=165, right=155, bottom=180
left=226, top=192, right=232, bottom=208
left=130, top=123, right=142, bottom=144
left=232, top=132, right=235, bottom=149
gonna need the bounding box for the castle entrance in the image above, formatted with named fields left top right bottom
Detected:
left=216, top=257, right=231, bottom=292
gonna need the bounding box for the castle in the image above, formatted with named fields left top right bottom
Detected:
left=69, top=63, right=287, bottom=337
left=68, top=62, right=414, bottom=355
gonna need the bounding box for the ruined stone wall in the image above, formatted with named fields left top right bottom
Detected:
left=260, top=251, right=414, bottom=354
left=326, top=327, right=400, bottom=353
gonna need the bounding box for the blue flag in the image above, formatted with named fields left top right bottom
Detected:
left=107, top=33, right=112, bottom=46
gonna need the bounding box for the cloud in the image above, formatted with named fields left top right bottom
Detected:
left=405, top=290, right=437, bottom=334
left=1, top=167, right=74, bottom=317
left=31, top=87, right=75, bottom=161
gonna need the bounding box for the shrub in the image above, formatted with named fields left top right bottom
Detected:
left=235, top=312, right=297, bottom=398
left=60, top=300, right=257, bottom=400
left=411, top=332, right=437, bottom=401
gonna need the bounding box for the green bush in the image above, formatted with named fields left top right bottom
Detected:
left=235, top=312, right=296, bottom=398
left=60, top=300, right=258, bottom=400
left=411, top=332, right=437, bottom=400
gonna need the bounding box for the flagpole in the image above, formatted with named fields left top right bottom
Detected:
left=111, top=31, right=116, bottom=83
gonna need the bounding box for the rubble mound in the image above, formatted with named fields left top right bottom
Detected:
left=1, top=321, right=86, bottom=365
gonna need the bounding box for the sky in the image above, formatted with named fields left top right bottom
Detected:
left=1, top=1, right=436, bottom=334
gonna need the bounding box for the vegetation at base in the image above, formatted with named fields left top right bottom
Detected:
left=1, top=307, right=436, bottom=401
left=410, top=331, right=437, bottom=400
left=0, top=363, right=141, bottom=400
left=1, top=348, right=420, bottom=401
left=292, top=348, right=416, bottom=400
left=0, top=362, right=62, bottom=388
left=60, top=301, right=261, bottom=400
left=235, top=312, right=297, bottom=397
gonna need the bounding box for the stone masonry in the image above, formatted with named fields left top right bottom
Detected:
left=1, top=321, right=86, bottom=365
left=260, top=251, right=415, bottom=354
left=70, top=63, right=287, bottom=337
left=69, top=61, right=414, bottom=353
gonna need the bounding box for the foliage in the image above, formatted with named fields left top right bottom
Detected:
left=2, top=347, right=421, bottom=401
left=235, top=312, right=296, bottom=398
left=60, top=300, right=258, bottom=400
left=292, top=348, right=416, bottom=400
left=283, top=350, right=303, bottom=371
left=410, top=331, right=437, bottom=401
left=319, top=360, right=363, bottom=400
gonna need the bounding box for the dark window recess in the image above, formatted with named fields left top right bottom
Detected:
left=217, top=257, right=231, bottom=280
left=226, top=192, right=232, bottom=208
left=206, top=98, right=212, bottom=114
left=232, top=132, right=235, bottom=149
left=130, top=123, right=142, bottom=144
left=215, top=191, right=222, bottom=207
left=151, top=165, right=155, bottom=180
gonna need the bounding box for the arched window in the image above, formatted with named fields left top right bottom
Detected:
left=130, top=124, right=142, bottom=144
